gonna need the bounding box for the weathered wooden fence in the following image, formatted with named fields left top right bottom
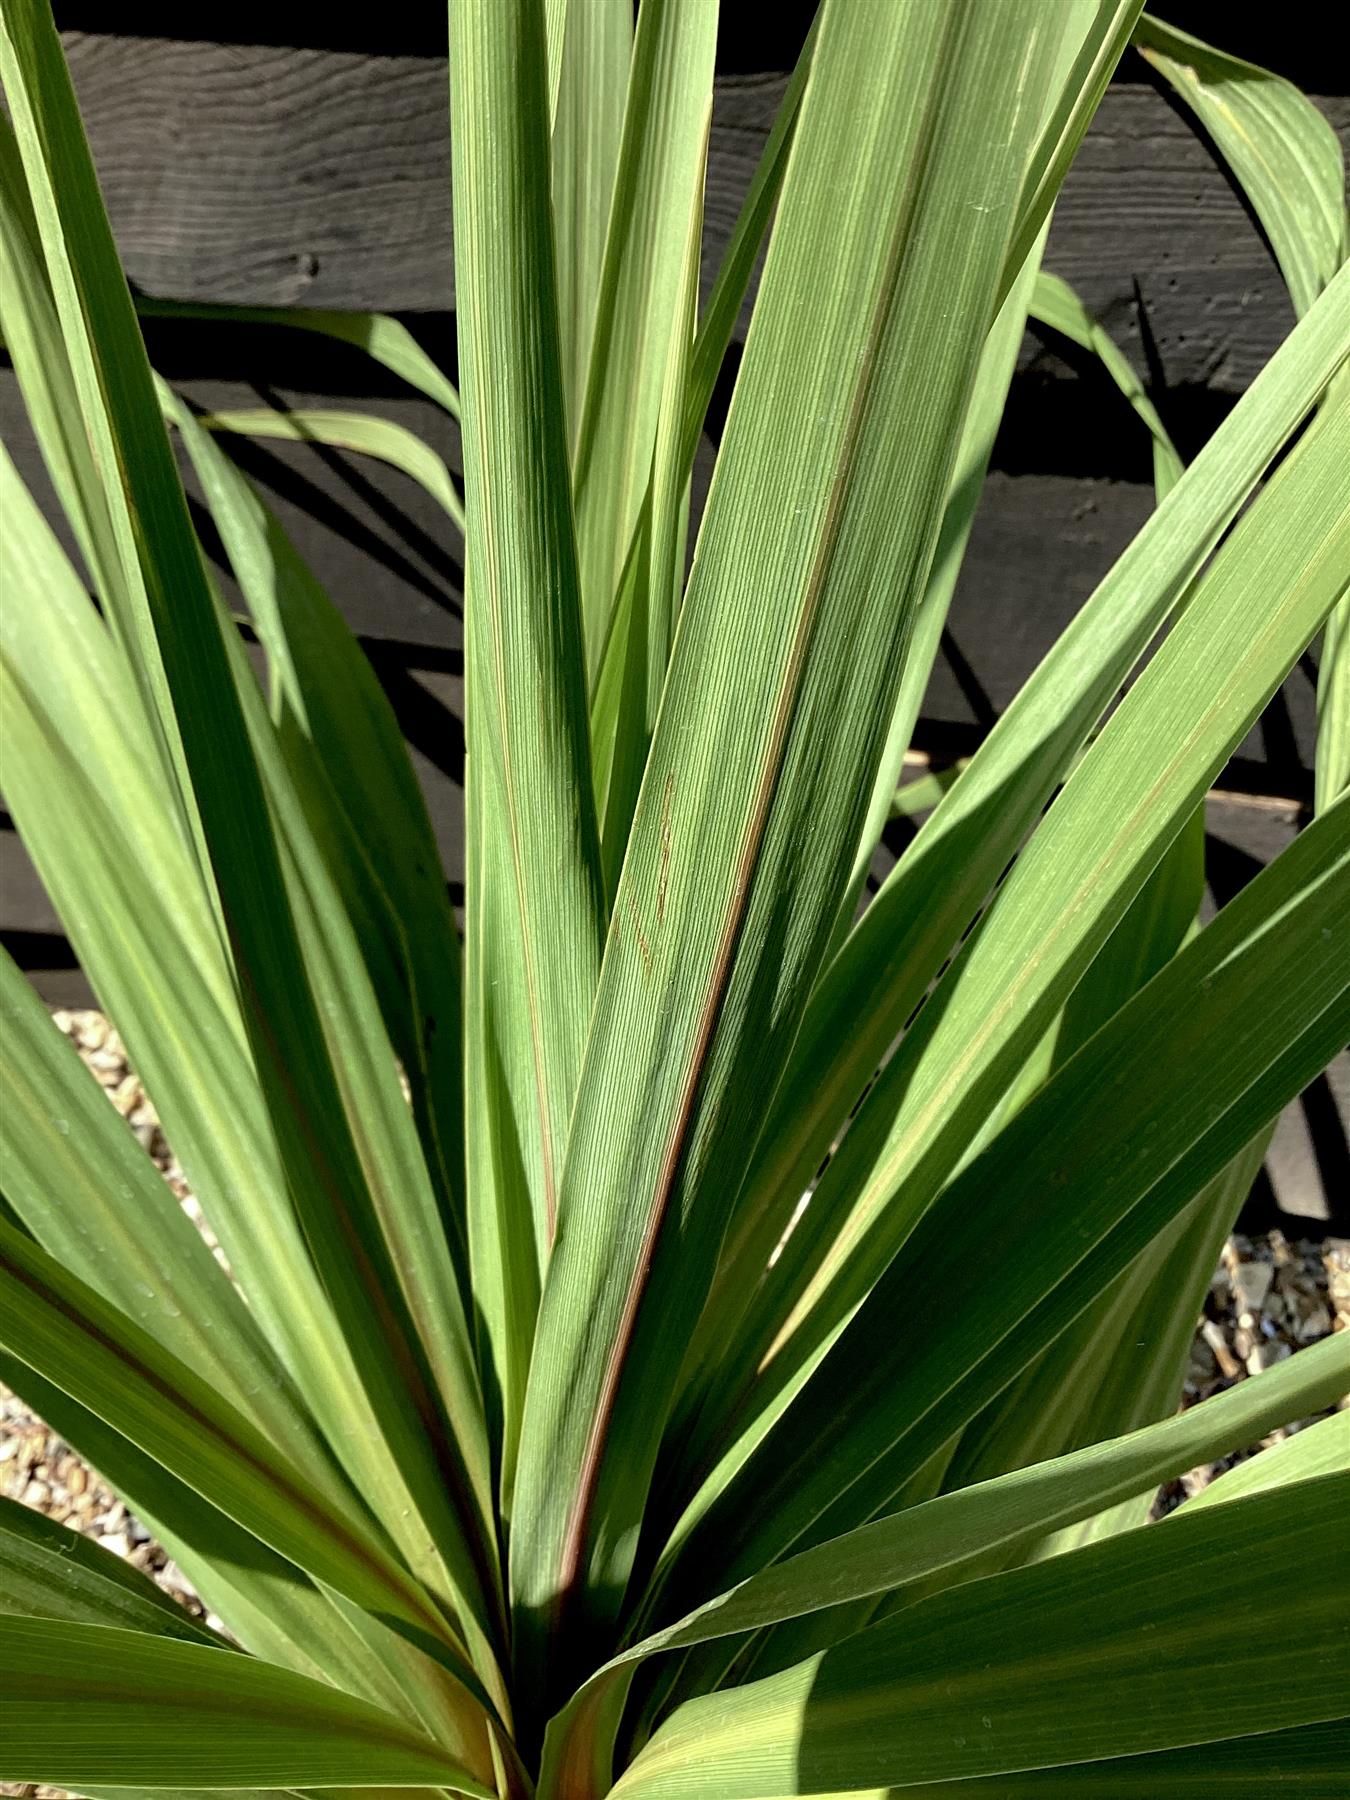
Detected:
left=2, top=10, right=1346, bottom=1222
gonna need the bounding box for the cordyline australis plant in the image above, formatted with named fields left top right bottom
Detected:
left=0, top=0, right=1348, bottom=1791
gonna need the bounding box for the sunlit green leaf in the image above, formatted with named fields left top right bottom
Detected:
left=198, top=404, right=465, bottom=529
left=615, top=1477, right=1350, bottom=1796
left=0, top=1616, right=494, bottom=1794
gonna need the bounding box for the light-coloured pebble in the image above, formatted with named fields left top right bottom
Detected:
left=1232, top=1260, right=1273, bottom=1313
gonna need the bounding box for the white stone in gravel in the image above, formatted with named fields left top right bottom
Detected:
left=1294, top=1303, right=1332, bottom=1342
left=1232, top=1261, right=1274, bottom=1312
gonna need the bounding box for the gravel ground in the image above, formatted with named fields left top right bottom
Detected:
left=1153, top=1231, right=1349, bottom=1513
left=2, top=1011, right=1346, bottom=1799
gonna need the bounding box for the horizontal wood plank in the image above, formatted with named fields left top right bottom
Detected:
left=54, top=33, right=1349, bottom=393
left=7, top=784, right=1340, bottom=1226
left=0, top=355, right=1322, bottom=788
left=44, top=6, right=1344, bottom=94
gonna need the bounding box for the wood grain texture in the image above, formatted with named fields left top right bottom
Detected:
left=41, top=5, right=1343, bottom=93
left=58, top=33, right=454, bottom=309
left=54, top=33, right=1349, bottom=394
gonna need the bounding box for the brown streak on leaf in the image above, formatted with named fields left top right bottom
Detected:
left=625, top=896, right=653, bottom=976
